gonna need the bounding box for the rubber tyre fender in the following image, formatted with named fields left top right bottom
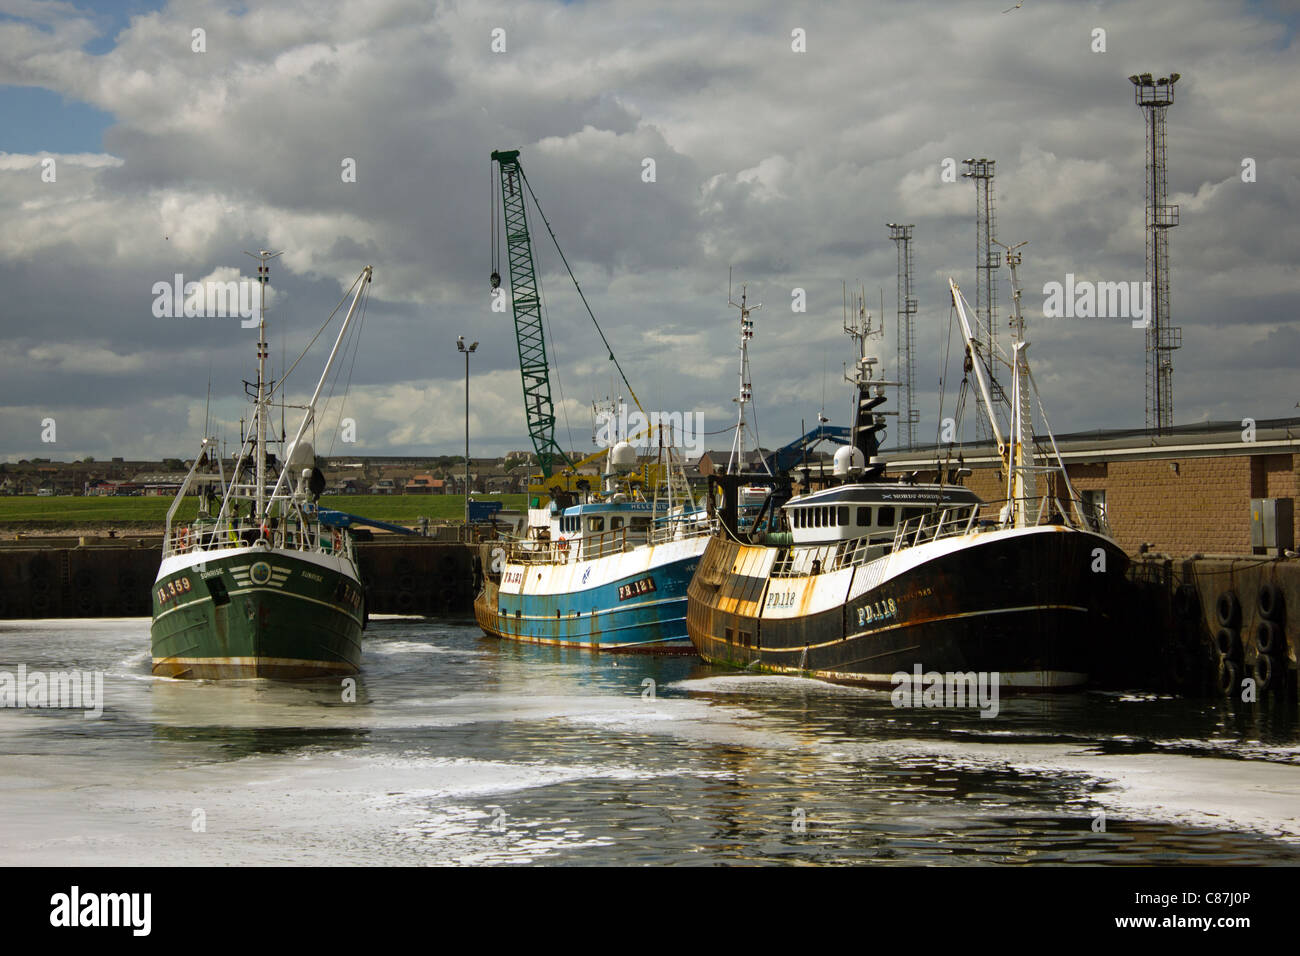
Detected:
left=1172, top=585, right=1198, bottom=619
left=1253, top=653, right=1277, bottom=693
left=1215, top=590, right=1241, bottom=628
left=1214, top=626, right=1240, bottom=659
left=1257, top=583, right=1284, bottom=622
left=1255, top=620, right=1282, bottom=657
left=1217, top=657, right=1240, bottom=696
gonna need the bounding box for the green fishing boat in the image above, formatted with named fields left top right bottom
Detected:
left=150, top=254, right=373, bottom=679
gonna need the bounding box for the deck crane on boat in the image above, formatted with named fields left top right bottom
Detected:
left=490, top=148, right=672, bottom=501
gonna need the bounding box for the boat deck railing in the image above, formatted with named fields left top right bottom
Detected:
left=770, top=496, right=1109, bottom=578
left=163, top=517, right=355, bottom=562
left=506, top=514, right=715, bottom=566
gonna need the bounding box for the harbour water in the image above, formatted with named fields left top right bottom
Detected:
left=2, top=617, right=1299, bottom=865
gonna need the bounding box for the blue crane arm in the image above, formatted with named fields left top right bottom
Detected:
left=764, top=424, right=852, bottom=474
left=317, top=509, right=421, bottom=536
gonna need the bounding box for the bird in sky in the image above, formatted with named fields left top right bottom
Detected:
left=1003, top=0, right=1025, bottom=11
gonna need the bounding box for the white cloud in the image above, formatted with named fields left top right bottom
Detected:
left=0, top=0, right=1297, bottom=463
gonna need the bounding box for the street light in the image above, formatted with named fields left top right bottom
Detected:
left=456, top=336, right=478, bottom=531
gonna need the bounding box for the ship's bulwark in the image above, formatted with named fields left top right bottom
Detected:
left=151, top=551, right=364, bottom=679
left=475, top=540, right=704, bottom=652
left=687, top=527, right=1129, bottom=688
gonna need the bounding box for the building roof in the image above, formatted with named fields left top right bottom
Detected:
left=887, top=417, right=1300, bottom=468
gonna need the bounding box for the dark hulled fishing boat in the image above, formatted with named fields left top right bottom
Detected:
left=686, top=276, right=1127, bottom=689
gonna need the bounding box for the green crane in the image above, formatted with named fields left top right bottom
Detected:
left=490, top=149, right=571, bottom=479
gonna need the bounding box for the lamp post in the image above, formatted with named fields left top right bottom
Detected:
left=456, top=336, right=478, bottom=532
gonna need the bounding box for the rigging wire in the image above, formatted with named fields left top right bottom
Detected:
left=937, top=303, right=957, bottom=486
left=326, top=278, right=371, bottom=457
left=533, top=252, right=577, bottom=459
left=270, top=270, right=366, bottom=398
left=517, top=165, right=646, bottom=417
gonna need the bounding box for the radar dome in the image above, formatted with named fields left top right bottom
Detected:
left=609, top=441, right=637, bottom=471
left=832, top=445, right=865, bottom=477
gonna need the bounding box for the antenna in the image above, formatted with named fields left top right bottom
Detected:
left=726, top=279, right=769, bottom=475
left=204, top=366, right=212, bottom=439
left=242, top=248, right=283, bottom=517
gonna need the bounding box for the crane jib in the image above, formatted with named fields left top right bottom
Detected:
left=491, top=149, right=569, bottom=480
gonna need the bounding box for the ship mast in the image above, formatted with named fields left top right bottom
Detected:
left=244, top=249, right=282, bottom=517
left=842, top=286, right=892, bottom=475
left=950, top=273, right=1043, bottom=529
left=726, top=273, right=769, bottom=476
left=263, top=265, right=373, bottom=512
left=997, top=240, right=1035, bottom=526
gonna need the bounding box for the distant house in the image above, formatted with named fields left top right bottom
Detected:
left=484, top=474, right=521, bottom=493
left=372, top=478, right=398, bottom=495
left=133, top=472, right=190, bottom=496
left=404, top=474, right=437, bottom=494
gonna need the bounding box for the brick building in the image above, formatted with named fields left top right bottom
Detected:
left=885, top=418, right=1300, bottom=557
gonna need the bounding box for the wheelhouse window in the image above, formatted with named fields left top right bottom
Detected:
left=857, top=506, right=871, bottom=526
left=877, top=506, right=896, bottom=526
left=588, top=516, right=605, bottom=532
left=611, top=516, right=624, bottom=530
left=838, top=506, right=849, bottom=526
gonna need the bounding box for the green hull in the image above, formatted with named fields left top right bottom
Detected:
left=151, top=548, right=365, bottom=679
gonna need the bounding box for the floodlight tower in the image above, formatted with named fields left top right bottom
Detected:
left=1130, top=71, right=1182, bottom=434
left=962, top=158, right=1003, bottom=443
left=887, top=223, right=919, bottom=450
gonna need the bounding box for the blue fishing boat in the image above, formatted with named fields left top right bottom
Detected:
left=475, top=442, right=712, bottom=652
left=475, top=147, right=714, bottom=652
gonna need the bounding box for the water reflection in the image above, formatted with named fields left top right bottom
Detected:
left=0, top=616, right=1296, bottom=865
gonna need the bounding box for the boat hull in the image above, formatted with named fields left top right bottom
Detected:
left=686, top=524, right=1128, bottom=689
left=475, top=537, right=706, bottom=652
left=150, top=547, right=365, bottom=679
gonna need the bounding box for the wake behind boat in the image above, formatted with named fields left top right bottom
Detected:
left=150, top=255, right=373, bottom=679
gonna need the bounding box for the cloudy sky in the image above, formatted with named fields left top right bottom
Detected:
left=1, top=0, right=1297, bottom=464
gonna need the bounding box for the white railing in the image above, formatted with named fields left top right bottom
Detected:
left=768, top=496, right=1110, bottom=579
left=890, top=503, right=982, bottom=553
left=505, top=513, right=716, bottom=566
left=163, top=517, right=354, bottom=562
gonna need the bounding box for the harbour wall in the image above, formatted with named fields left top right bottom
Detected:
left=0, top=534, right=1295, bottom=700
left=0, top=535, right=482, bottom=619
left=1113, top=555, right=1298, bottom=699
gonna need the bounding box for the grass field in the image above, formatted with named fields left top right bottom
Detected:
left=0, top=494, right=529, bottom=530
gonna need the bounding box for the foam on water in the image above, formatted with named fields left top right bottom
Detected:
left=2, top=617, right=1299, bottom=864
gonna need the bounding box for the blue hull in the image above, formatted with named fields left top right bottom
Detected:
left=474, top=548, right=701, bottom=652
